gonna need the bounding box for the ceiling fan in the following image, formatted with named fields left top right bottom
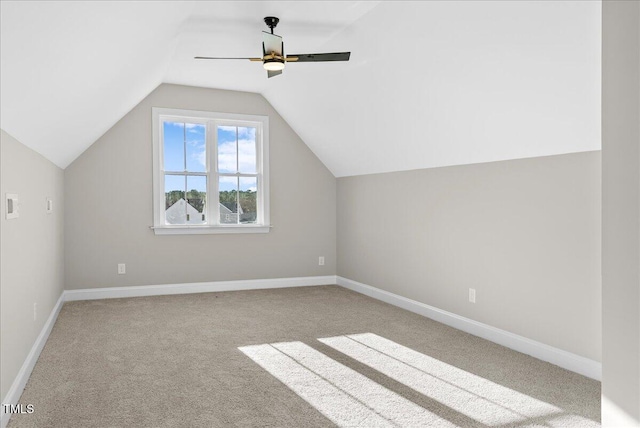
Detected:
left=195, top=16, right=351, bottom=78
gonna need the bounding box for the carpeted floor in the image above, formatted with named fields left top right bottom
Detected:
left=9, top=285, right=600, bottom=427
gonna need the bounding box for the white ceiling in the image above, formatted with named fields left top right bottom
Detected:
left=1, top=1, right=601, bottom=176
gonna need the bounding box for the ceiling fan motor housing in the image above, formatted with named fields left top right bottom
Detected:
left=264, top=16, right=279, bottom=33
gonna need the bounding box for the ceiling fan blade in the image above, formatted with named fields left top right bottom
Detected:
left=263, top=31, right=283, bottom=56
left=286, top=52, right=351, bottom=62
left=267, top=70, right=282, bottom=79
left=194, top=57, right=262, bottom=61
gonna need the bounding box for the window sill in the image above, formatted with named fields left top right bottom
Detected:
left=152, top=225, right=271, bottom=235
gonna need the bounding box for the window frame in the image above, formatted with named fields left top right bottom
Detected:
left=152, top=107, right=270, bottom=235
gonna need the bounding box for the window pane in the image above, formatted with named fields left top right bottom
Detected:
left=218, top=126, right=237, bottom=173
left=165, top=175, right=186, bottom=225
left=239, top=177, right=257, bottom=224
left=185, top=124, right=206, bottom=173
left=219, top=176, right=238, bottom=224
left=186, top=176, right=207, bottom=224
left=238, top=127, right=257, bottom=173
left=164, top=122, right=185, bottom=171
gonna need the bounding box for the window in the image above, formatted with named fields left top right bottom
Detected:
left=152, top=108, right=269, bottom=235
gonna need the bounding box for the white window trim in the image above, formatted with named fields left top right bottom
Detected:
left=152, top=107, right=270, bottom=235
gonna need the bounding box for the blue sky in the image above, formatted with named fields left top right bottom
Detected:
left=164, top=122, right=257, bottom=194
left=163, top=122, right=205, bottom=173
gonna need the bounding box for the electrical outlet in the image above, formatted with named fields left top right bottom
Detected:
left=469, top=288, right=476, bottom=304
left=118, top=263, right=126, bottom=275
left=319, top=256, right=325, bottom=266
left=33, top=303, right=37, bottom=321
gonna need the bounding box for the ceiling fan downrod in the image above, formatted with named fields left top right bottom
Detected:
left=264, top=16, right=279, bottom=34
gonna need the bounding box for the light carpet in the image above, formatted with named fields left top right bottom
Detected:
left=8, top=285, right=600, bottom=427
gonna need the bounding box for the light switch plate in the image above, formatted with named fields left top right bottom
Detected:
left=46, top=198, right=53, bottom=214
left=6, top=193, right=19, bottom=219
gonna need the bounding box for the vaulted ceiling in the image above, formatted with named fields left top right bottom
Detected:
left=0, top=1, right=601, bottom=177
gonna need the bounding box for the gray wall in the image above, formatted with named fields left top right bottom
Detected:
left=338, top=151, right=601, bottom=361
left=0, top=130, right=65, bottom=400
left=602, top=1, right=640, bottom=425
left=64, top=84, right=336, bottom=290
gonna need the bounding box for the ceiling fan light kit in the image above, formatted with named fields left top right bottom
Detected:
left=195, top=16, right=351, bottom=78
left=263, top=60, right=285, bottom=71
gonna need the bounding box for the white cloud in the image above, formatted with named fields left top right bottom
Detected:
left=217, top=140, right=236, bottom=172
left=238, top=138, right=257, bottom=173
left=167, top=122, right=205, bottom=137
left=238, top=127, right=256, bottom=140
left=167, top=122, right=202, bottom=129
left=217, top=138, right=256, bottom=173
left=196, top=150, right=206, bottom=168
left=170, top=124, right=256, bottom=174
left=184, top=139, right=206, bottom=169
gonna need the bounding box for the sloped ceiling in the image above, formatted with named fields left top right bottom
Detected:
left=0, top=1, right=601, bottom=176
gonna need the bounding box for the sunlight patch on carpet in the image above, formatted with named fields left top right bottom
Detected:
left=319, top=333, right=564, bottom=426
left=241, top=333, right=599, bottom=428
left=239, top=342, right=456, bottom=427
left=272, top=341, right=456, bottom=427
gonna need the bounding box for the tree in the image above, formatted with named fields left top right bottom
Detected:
left=239, top=190, right=257, bottom=217
left=165, top=188, right=256, bottom=221
left=165, top=190, right=184, bottom=209
left=186, top=189, right=205, bottom=213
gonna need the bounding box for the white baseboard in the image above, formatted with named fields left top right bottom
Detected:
left=1, top=293, right=65, bottom=428
left=336, top=276, right=602, bottom=381
left=64, top=275, right=338, bottom=301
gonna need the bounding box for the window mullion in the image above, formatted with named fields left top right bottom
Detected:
left=158, top=119, right=165, bottom=227
left=182, top=175, right=187, bottom=222
left=211, top=120, right=219, bottom=225
left=235, top=126, right=239, bottom=174
left=257, top=126, right=262, bottom=225
left=183, top=122, right=187, bottom=172
left=218, top=173, right=258, bottom=178
left=183, top=123, right=187, bottom=222
left=236, top=176, right=240, bottom=225
left=165, top=171, right=207, bottom=176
